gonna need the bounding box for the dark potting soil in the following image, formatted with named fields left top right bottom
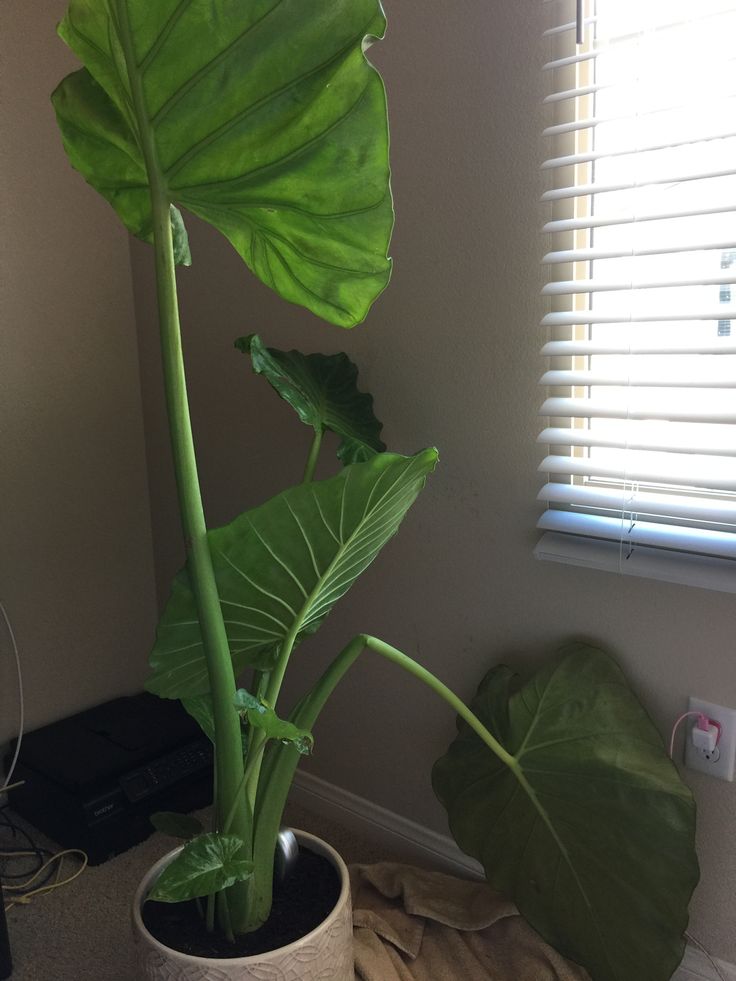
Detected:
left=141, top=846, right=341, bottom=959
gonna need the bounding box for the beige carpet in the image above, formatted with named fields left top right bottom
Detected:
left=3, top=803, right=587, bottom=981
left=2, top=800, right=421, bottom=981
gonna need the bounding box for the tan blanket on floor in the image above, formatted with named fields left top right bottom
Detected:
left=351, top=863, right=591, bottom=981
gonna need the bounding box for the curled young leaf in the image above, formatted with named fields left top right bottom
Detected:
left=234, top=689, right=314, bottom=756
left=236, top=334, right=385, bottom=464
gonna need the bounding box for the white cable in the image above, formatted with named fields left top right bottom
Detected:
left=686, top=932, right=728, bottom=981
left=0, top=601, right=24, bottom=794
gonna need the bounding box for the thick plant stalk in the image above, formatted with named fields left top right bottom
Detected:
left=113, top=0, right=253, bottom=934
left=149, top=193, right=253, bottom=932
left=246, top=633, right=518, bottom=928
left=300, top=637, right=581, bottom=898
left=302, top=428, right=323, bottom=483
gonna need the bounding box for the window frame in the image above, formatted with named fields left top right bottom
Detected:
left=535, top=0, right=736, bottom=594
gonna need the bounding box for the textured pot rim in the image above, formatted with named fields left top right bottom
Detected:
left=132, top=828, right=351, bottom=966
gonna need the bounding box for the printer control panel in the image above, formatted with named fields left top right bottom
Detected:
left=119, top=739, right=212, bottom=803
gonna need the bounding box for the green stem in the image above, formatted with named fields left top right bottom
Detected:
left=302, top=427, right=323, bottom=483
left=222, top=764, right=250, bottom=837
left=244, top=733, right=268, bottom=811
left=246, top=633, right=517, bottom=932
left=360, top=636, right=517, bottom=769
left=253, top=669, right=270, bottom=701
left=222, top=737, right=266, bottom=836
left=114, top=0, right=251, bottom=933
left=263, top=630, right=300, bottom=716
left=305, top=637, right=580, bottom=889
left=150, top=199, right=252, bottom=920
left=218, top=892, right=235, bottom=945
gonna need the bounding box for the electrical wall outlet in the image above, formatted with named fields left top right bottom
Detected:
left=684, top=697, right=736, bottom=781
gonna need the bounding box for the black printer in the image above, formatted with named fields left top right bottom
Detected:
left=5, top=692, right=213, bottom=864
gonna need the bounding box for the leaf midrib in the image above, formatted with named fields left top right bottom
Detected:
left=504, top=662, right=628, bottom=981
left=485, top=668, right=616, bottom=979
left=511, top=765, right=617, bottom=980
left=271, top=457, right=421, bottom=646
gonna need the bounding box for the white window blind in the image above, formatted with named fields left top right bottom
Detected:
left=536, top=0, right=736, bottom=592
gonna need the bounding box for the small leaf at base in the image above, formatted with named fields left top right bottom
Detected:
left=147, top=833, right=253, bottom=904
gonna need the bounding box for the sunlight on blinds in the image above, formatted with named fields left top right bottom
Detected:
left=537, top=0, right=736, bottom=591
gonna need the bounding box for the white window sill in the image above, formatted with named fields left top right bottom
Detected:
left=535, top=532, right=736, bottom=594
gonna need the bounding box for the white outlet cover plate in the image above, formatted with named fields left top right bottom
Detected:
left=684, top=697, right=736, bottom=781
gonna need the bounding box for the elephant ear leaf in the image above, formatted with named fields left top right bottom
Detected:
left=147, top=449, right=438, bottom=698
left=52, top=0, right=393, bottom=327
left=432, top=642, right=699, bottom=981
left=236, top=334, right=385, bottom=465
left=147, top=833, right=253, bottom=904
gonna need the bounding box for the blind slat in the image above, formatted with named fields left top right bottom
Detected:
left=542, top=340, right=736, bottom=355
left=543, top=96, right=736, bottom=138
left=544, top=203, right=736, bottom=235
left=542, top=166, right=736, bottom=203
left=543, top=5, right=736, bottom=40
left=539, top=453, right=736, bottom=491
left=542, top=17, right=597, bottom=38
left=534, top=533, right=736, bottom=594
left=542, top=310, right=736, bottom=327
left=543, top=83, right=604, bottom=105
left=543, top=273, right=736, bottom=295
left=541, top=368, right=736, bottom=389
left=537, top=510, right=736, bottom=559
left=538, top=482, right=736, bottom=524
left=543, top=242, right=736, bottom=264
left=540, top=396, right=736, bottom=423
left=538, top=426, right=736, bottom=456
left=542, top=130, right=736, bottom=170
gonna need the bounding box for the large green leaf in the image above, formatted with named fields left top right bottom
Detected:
left=147, top=833, right=253, bottom=904
left=147, top=450, right=438, bottom=698
left=432, top=643, right=698, bottom=981
left=53, top=0, right=393, bottom=327
left=236, top=334, right=385, bottom=464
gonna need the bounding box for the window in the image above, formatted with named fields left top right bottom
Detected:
left=536, top=0, right=736, bottom=592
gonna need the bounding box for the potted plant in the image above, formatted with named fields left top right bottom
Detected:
left=51, top=1, right=434, bottom=975
left=50, top=2, right=699, bottom=979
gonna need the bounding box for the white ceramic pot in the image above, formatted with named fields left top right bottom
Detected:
left=132, top=829, right=353, bottom=981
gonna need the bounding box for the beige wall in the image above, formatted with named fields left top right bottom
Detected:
left=0, top=1, right=158, bottom=741
left=8, top=0, right=735, bottom=966
left=131, top=0, right=736, bottom=960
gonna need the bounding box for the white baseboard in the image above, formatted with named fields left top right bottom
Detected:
left=290, top=770, right=736, bottom=981
left=290, top=769, right=483, bottom=878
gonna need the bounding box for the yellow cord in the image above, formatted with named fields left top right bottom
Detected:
left=2, top=848, right=88, bottom=913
